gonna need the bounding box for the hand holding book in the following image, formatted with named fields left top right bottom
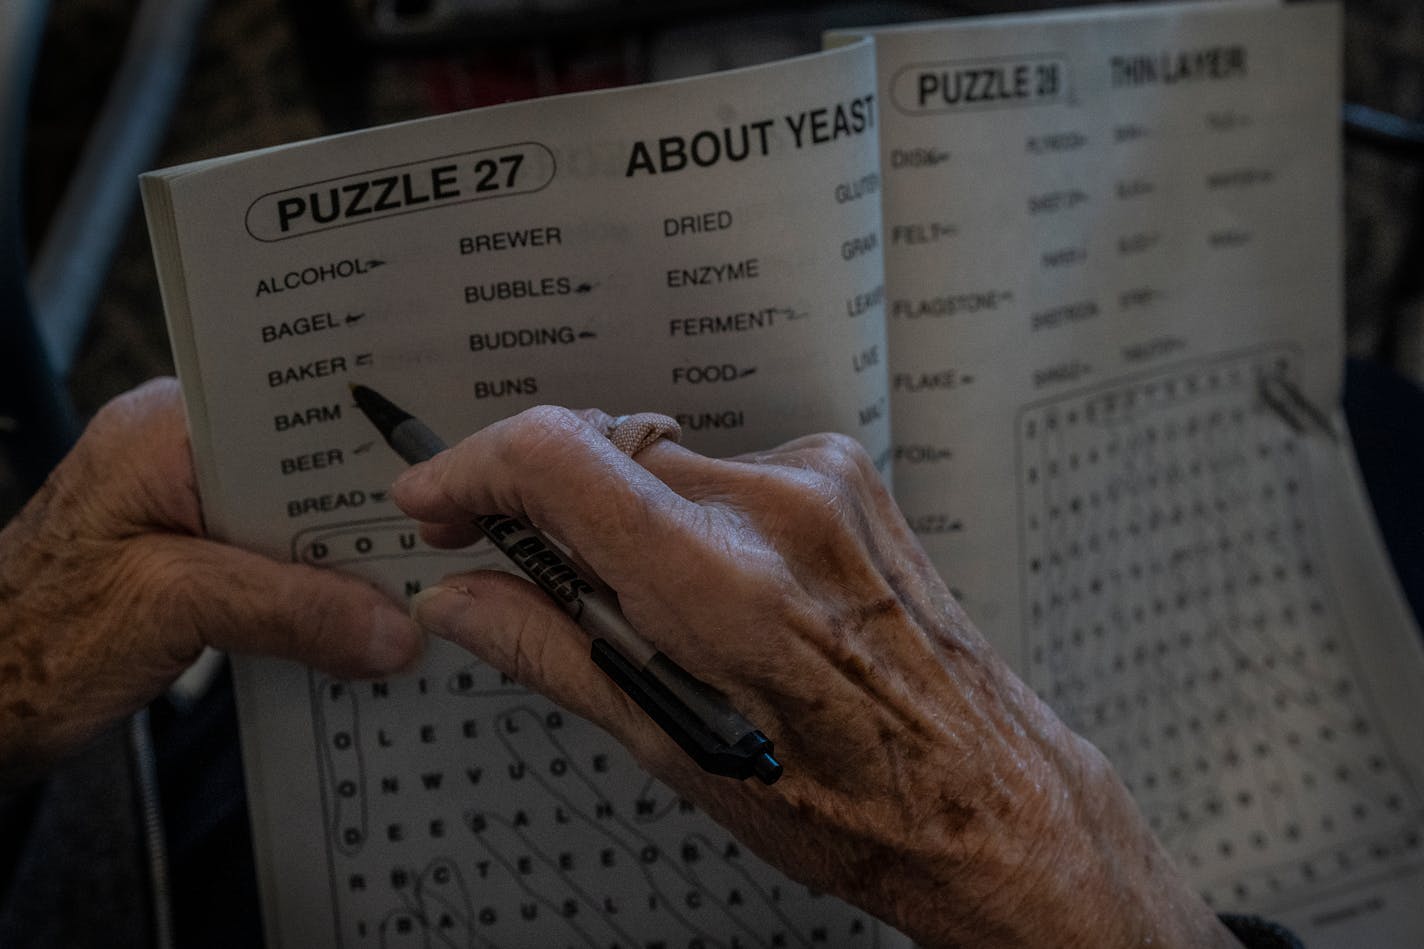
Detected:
left=0, top=379, right=423, bottom=785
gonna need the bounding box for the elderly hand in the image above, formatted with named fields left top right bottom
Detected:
left=0, top=378, right=422, bottom=784
left=392, top=406, right=1237, bottom=949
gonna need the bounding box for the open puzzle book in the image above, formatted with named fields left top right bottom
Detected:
left=141, top=1, right=1424, bottom=945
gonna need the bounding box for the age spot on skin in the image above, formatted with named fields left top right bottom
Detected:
left=16, top=638, right=49, bottom=685
left=853, top=596, right=901, bottom=624
left=6, top=700, right=39, bottom=719
left=934, top=795, right=978, bottom=835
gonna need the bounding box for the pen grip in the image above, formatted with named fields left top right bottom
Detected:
left=389, top=419, right=449, bottom=464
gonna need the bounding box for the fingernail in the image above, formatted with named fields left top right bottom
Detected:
left=391, top=451, right=449, bottom=498
left=390, top=464, right=424, bottom=501
left=369, top=604, right=425, bottom=673
left=409, top=585, right=473, bottom=641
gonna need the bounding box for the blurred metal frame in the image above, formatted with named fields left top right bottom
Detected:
left=0, top=0, right=76, bottom=497
left=0, top=0, right=210, bottom=499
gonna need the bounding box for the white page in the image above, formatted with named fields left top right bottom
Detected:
left=835, top=2, right=1424, bottom=944
left=144, top=43, right=904, bottom=948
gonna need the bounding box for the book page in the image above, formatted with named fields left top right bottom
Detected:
left=143, top=43, right=901, bottom=947
left=837, top=2, right=1424, bottom=944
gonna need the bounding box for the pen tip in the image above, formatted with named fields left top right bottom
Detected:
left=348, top=383, right=413, bottom=435
left=350, top=383, right=380, bottom=410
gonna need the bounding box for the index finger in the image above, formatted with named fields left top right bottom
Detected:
left=390, top=405, right=708, bottom=590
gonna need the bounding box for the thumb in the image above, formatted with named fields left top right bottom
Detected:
left=410, top=571, right=644, bottom=739
left=410, top=573, right=764, bottom=798
left=148, top=534, right=425, bottom=679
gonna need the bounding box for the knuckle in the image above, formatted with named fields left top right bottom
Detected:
left=489, top=406, right=601, bottom=503
left=506, top=405, right=590, bottom=458
left=804, top=432, right=875, bottom=487
left=88, top=378, right=180, bottom=437
left=745, top=466, right=854, bottom=543
left=72, top=379, right=196, bottom=532
left=788, top=469, right=849, bottom=518
left=501, top=405, right=660, bottom=538
left=736, top=446, right=884, bottom=556
left=568, top=407, right=613, bottom=430
left=88, top=388, right=142, bottom=432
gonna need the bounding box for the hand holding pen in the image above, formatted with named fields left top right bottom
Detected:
left=353, top=385, right=779, bottom=784
left=382, top=398, right=1240, bottom=949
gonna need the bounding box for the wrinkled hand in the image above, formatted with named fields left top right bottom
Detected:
left=393, top=406, right=1236, bottom=949
left=0, top=378, right=422, bottom=784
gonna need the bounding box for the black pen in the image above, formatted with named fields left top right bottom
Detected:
left=351, top=384, right=782, bottom=785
